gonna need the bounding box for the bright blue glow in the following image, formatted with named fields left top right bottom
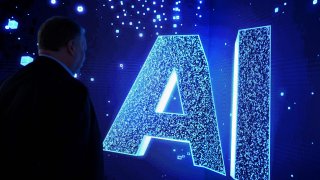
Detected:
left=230, top=34, right=239, bottom=179
left=311, top=91, right=315, bottom=95
left=50, top=0, right=56, bottom=5
left=103, top=35, right=225, bottom=175
left=155, top=69, right=184, bottom=115
left=280, top=92, right=284, bottom=96
left=20, top=56, right=33, bottom=66
left=313, top=0, right=318, bottom=5
left=5, top=19, right=18, bottom=30
left=76, top=5, right=84, bottom=13
left=90, top=78, right=95, bottom=82
left=230, top=26, right=271, bottom=180
left=274, top=7, right=279, bottom=13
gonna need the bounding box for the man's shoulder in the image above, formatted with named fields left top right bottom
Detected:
left=0, top=58, right=88, bottom=97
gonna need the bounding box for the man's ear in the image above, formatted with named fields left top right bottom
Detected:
left=66, top=40, right=76, bottom=56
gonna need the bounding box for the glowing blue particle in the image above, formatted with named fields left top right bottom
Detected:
left=111, top=5, right=114, bottom=9
left=173, top=24, right=177, bottom=28
left=115, top=29, right=120, bottom=33
left=291, top=174, right=294, bottom=178
left=139, top=33, right=143, bottom=37
left=177, top=155, right=183, bottom=160
left=120, top=64, right=124, bottom=69
left=288, top=106, right=291, bottom=110
left=284, top=2, right=287, bottom=6
left=231, top=26, right=271, bottom=180
left=156, top=14, right=161, bottom=19
left=280, top=92, right=284, bottom=96
left=5, top=19, right=18, bottom=30
left=313, top=0, right=317, bottom=5
left=20, top=56, right=33, bottom=66
left=311, top=91, right=315, bottom=95
left=274, top=7, right=279, bottom=13
left=50, top=0, right=57, bottom=5
left=103, top=35, right=226, bottom=175
left=76, top=5, right=84, bottom=13
left=90, top=78, right=95, bottom=82
left=74, top=73, right=78, bottom=78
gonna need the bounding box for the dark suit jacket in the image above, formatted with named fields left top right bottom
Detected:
left=0, top=56, right=104, bottom=180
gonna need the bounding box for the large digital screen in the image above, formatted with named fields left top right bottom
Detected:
left=0, top=0, right=319, bottom=179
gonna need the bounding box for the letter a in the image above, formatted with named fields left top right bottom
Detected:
left=103, top=35, right=225, bottom=175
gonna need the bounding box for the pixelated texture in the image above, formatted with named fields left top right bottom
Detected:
left=233, top=26, right=271, bottom=179
left=103, top=35, right=225, bottom=174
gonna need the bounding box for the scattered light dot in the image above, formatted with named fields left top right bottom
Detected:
left=288, top=106, right=291, bottom=110
left=120, top=64, right=124, bottom=69
left=106, top=114, right=109, bottom=117
left=275, top=7, right=279, bottom=13
left=76, top=5, right=85, bottom=13
left=90, top=78, right=95, bottom=82
left=20, top=56, right=34, bottom=66
left=50, top=0, right=57, bottom=5
left=139, top=33, right=143, bottom=37
left=280, top=92, right=284, bottom=96
left=311, top=91, right=315, bottom=95
left=313, top=0, right=318, bottom=5
left=115, top=29, right=120, bottom=33
left=291, top=174, right=294, bottom=178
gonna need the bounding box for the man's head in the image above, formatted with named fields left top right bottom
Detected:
left=37, top=16, right=87, bottom=74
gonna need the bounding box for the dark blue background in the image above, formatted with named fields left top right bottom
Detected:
left=0, top=0, right=319, bottom=179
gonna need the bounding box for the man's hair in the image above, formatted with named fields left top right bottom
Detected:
left=37, top=16, right=83, bottom=51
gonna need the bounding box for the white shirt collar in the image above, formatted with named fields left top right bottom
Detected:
left=39, top=54, right=74, bottom=77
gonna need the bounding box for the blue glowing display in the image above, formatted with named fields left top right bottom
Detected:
left=20, top=56, right=34, bottom=66
left=230, top=26, right=271, bottom=180
left=103, top=35, right=225, bottom=175
left=5, top=19, right=18, bottom=30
